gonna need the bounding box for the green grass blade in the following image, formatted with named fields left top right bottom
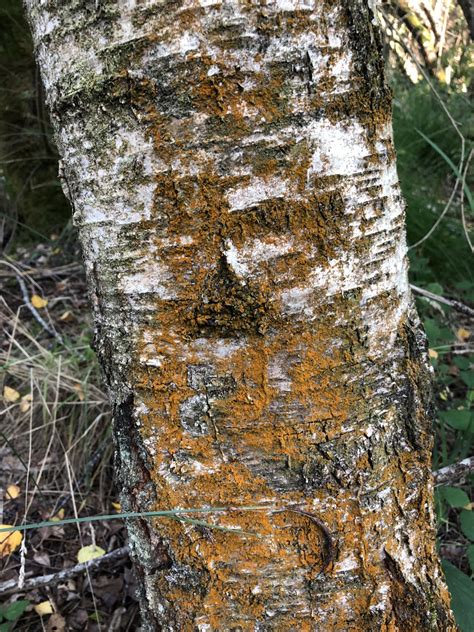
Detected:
left=416, top=129, right=473, bottom=212
left=0, top=505, right=272, bottom=534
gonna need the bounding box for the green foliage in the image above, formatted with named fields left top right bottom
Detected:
left=415, top=129, right=473, bottom=214
left=439, top=410, right=473, bottom=432
left=467, top=544, right=474, bottom=574
left=415, top=280, right=474, bottom=469
left=460, top=510, right=474, bottom=541
left=392, top=69, right=473, bottom=630
left=0, top=600, right=29, bottom=630
left=392, top=80, right=473, bottom=286
left=438, top=486, right=470, bottom=509
left=441, top=561, right=474, bottom=632
left=420, top=281, right=473, bottom=628
left=0, top=0, right=70, bottom=245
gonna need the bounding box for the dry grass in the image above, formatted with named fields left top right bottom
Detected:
left=0, top=248, right=139, bottom=630
left=1, top=271, right=111, bottom=517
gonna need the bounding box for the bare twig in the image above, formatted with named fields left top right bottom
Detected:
left=0, top=260, right=63, bottom=343
left=437, top=0, right=451, bottom=63
left=410, top=284, right=474, bottom=317
left=0, top=263, right=82, bottom=279
left=409, top=170, right=460, bottom=250
left=0, top=546, right=129, bottom=597
left=460, top=149, right=474, bottom=252
left=434, top=457, right=474, bottom=486
left=381, top=9, right=468, bottom=252
left=18, top=369, right=34, bottom=590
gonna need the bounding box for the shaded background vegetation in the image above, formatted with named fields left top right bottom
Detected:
left=0, top=0, right=473, bottom=629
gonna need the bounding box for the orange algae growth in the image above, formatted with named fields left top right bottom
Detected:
left=129, top=310, right=367, bottom=626
left=25, top=0, right=458, bottom=625
left=87, top=2, right=454, bottom=629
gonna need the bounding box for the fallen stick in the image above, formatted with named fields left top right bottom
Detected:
left=0, top=546, right=129, bottom=597
left=0, top=263, right=83, bottom=279
left=433, top=457, right=474, bottom=486
left=411, top=284, right=474, bottom=318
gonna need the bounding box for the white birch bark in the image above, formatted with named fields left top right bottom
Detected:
left=25, top=1, right=455, bottom=630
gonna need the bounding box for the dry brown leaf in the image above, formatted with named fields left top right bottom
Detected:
left=2, top=454, right=23, bottom=472
left=3, top=386, right=20, bottom=402
left=33, top=551, right=51, bottom=566
left=68, top=609, right=88, bottom=627
left=38, top=524, right=65, bottom=539
left=59, top=310, right=74, bottom=322
left=31, top=294, right=48, bottom=309
left=46, top=613, right=66, bottom=632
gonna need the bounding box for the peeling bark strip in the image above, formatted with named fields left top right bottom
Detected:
left=25, top=1, right=455, bottom=630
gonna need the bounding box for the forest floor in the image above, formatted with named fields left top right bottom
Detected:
left=1, top=241, right=140, bottom=631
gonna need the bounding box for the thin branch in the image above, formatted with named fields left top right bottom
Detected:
left=434, top=457, right=474, bottom=486
left=0, top=260, right=63, bottom=344
left=460, top=149, right=474, bottom=252
left=0, top=263, right=83, bottom=279
left=381, top=8, right=468, bottom=252
left=410, top=284, right=474, bottom=317
left=0, top=546, right=129, bottom=597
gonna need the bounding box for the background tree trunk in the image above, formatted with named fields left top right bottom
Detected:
left=457, top=0, right=474, bottom=39
left=25, top=1, right=455, bottom=629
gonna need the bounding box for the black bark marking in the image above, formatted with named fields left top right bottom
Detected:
left=273, top=507, right=337, bottom=573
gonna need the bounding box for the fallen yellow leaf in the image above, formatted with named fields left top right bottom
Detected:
left=20, top=393, right=33, bottom=413
left=34, top=601, right=54, bottom=616
left=77, top=544, right=105, bottom=564
left=111, top=501, right=121, bottom=511
left=31, top=294, right=48, bottom=309
left=59, top=310, right=73, bottom=322
left=6, top=484, right=20, bottom=500
left=457, top=327, right=471, bottom=341
left=50, top=508, right=65, bottom=522
left=428, top=348, right=438, bottom=359
left=3, top=386, right=20, bottom=402
left=0, top=525, right=23, bottom=558
left=73, top=383, right=85, bottom=401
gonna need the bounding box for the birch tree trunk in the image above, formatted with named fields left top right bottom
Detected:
left=25, top=1, right=455, bottom=629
